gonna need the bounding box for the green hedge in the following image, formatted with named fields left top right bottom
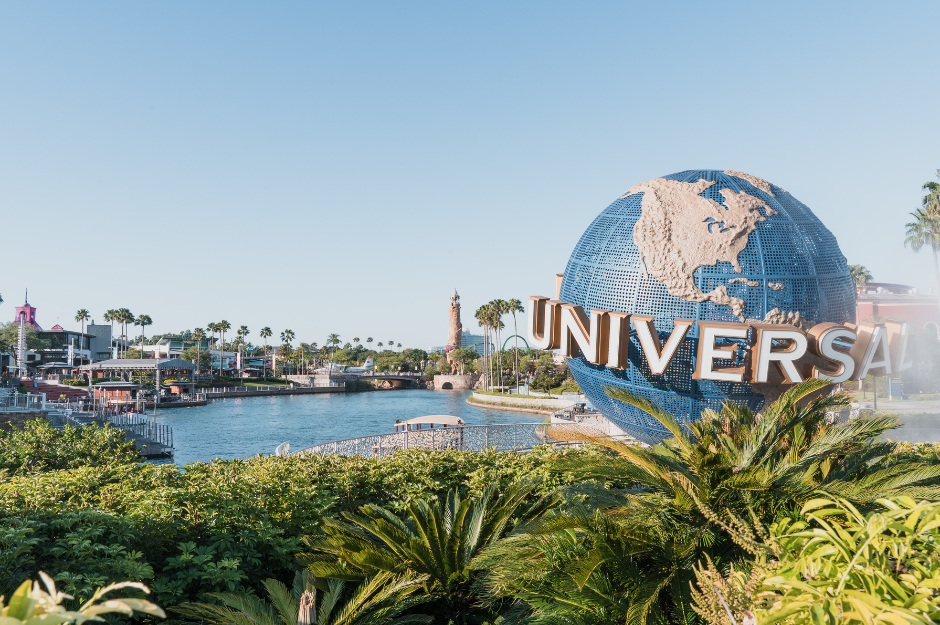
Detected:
left=60, top=379, right=88, bottom=387
left=0, top=422, right=602, bottom=605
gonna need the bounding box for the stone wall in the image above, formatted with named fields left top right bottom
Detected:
left=433, top=374, right=479, bottom=390
left=0, top=411, right=44, bottom=431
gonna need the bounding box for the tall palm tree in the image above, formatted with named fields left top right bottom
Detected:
left=104, top=309, right=117, bottom=358
left=507, top=298, right=523, bottom=394
left=474, top=305, right=490, bottom=391
left=237, top=325, right=249, bottom=374
left=207, top=322, right=219, bottom=371
left=280, top=329, right=295, bottom=374
left=353, top=337, right=360, bottom=347
left=192, top=327, right=206, bottom=374
left=74, top=309, right=90, bottom=364
left=906, top=181, right=940, bottom=313
left=116, top=309, right=134, bottom=358
left=218, top=320, right=231, bottom=375
left=173, top=571, right=430, bottom=625
left=260, top=327, right=272, bottom=378
left=396, top=342, right=401, bottom=351
left=135, top=314, right=152, bottom=358
left=377, top=341, right=383, bottom=350
left=848, top=264, right=873, bottom=290
left=302, top=482, right=541, bottom=621
left=326, top=333, right=340, bottom=381
left=491, top=299, right=508, bottom=389
left=366, top=337, right=373, bottom=347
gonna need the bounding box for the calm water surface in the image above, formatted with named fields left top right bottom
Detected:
left=150, top=389, right=540, bottom=465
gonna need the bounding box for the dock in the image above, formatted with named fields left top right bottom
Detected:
left=50, top=408, right=174, bottom=459
left=200, top=383, right=345, bottom=399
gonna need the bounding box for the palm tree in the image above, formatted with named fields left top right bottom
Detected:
left=237, top=325, right=249, bottom=374
left=173, top=571, right=430, bottom=625
left=218, top=320, right=231, bottom=375
left=280, top=329, right=295, bottom=374
left=104, top=309, right=117, bottom=358
left=906, top=179, right=940, bottom=313
left=326, top=333, right=340, bottom=381
left=491, top=299, right=508, bottom=389
left=396, top=342, right=401, bottom=351
left=116, top=308, right=134, bottom=358
left=260, top=327, right=272, bottom=378
left=74, top=309, right=90, bottom=364
left=192, top=328, right=206, bottom=374
left=366, top=337, right=373, bottom=346
left=507, top=298, right=524, bottom=394
left=377, top=341, right=383, bottom=349
left=353, top=337, right=360, bottom=347
left=474, top=305, right=489, bottom=391
left=848, top=264, right=873, bottom=290
left=302, top=482, right=541, bottom=621
left=207, top=322, right=219, bottom=371
left=135, top=314, right=152, bottom=358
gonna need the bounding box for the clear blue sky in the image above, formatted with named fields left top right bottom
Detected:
left=2, top=2, right=938, bottom=348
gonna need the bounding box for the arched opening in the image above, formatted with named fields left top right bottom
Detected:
left=441, top=382, right=453, bottom=389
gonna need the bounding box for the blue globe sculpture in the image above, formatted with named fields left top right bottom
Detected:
left=560, top=170, right=856, bottom=445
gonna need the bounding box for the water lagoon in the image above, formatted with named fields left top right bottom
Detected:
left=150, top=389, right=540, bottom=466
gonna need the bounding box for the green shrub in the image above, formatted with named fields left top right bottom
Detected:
left=0, top=420, right=137, bottom=475
left=60, top=379, right=88, bottom=387
left=0, top=444, right=602, bottom=604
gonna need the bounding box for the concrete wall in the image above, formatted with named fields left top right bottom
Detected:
left=434, top=374, right=479, bottom=390
left=469, top=392, right=575, bottom=411
left=0, top=411, right=44, bottom=430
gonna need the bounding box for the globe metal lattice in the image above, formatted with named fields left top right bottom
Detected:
left=560, top=170, right=856, bottom=445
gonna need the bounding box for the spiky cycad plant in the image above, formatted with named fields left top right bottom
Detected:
left=476, top=380, right=940, bottom=625
left=172, top=571, right=430, bottom=625
left=301, top=481, right=547, bottom=624
left=553, top=378, right=940, bottom=515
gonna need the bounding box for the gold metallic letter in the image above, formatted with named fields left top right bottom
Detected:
left=632, top=315, right=693, bottom=375
left=749, top=323, right=808, bottom=384
left=806, top=322, right=856, bottom=383
left=693, top=321, right=748, bottom=383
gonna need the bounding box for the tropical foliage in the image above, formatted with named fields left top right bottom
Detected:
left=7, top=377, right=940, bottom=623
left=173, top=571, right=431, bottom=625
left=0, top=572, right=164, bottom=625
left=692, top=496, right=940, bottom=625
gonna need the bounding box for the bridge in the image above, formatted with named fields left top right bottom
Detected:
left=359, top=372, right=423, bottom=388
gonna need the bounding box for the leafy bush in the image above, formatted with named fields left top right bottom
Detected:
left=693, top=496, right=940, bottom=625
left=59, top=379, right=88, bottom=387
left=0, top=572, right=164, bottom=624
left=0, top=420, right=138, bottom=475
left=0, top=444, right=601, bottom=605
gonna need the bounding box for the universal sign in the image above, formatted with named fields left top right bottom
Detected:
left=526, top=295, right=910, bottom=385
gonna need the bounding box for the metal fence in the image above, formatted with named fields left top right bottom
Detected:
left=293, top=422, right=624, bottom=458
left=98, top=411, right=174, bottom=449
left=0, top=390, right=46, bottom=412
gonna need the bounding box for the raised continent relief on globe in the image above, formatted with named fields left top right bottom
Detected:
left=560, top=169, right=856, bottom=445
left=629, top=176, right=777, bottom=322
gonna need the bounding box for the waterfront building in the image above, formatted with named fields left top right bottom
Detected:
left=856, top=282, right=940, bottom=335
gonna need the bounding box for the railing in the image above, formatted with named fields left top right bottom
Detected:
left=97, top=410, right=173, bottom=449
left=202, top=383, right=345, bottom=395
left=293, top=422, right=635, bottom=458
left=0, top=390, right=46, bottom=412
left=47, top=409, right=84, bottom=429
